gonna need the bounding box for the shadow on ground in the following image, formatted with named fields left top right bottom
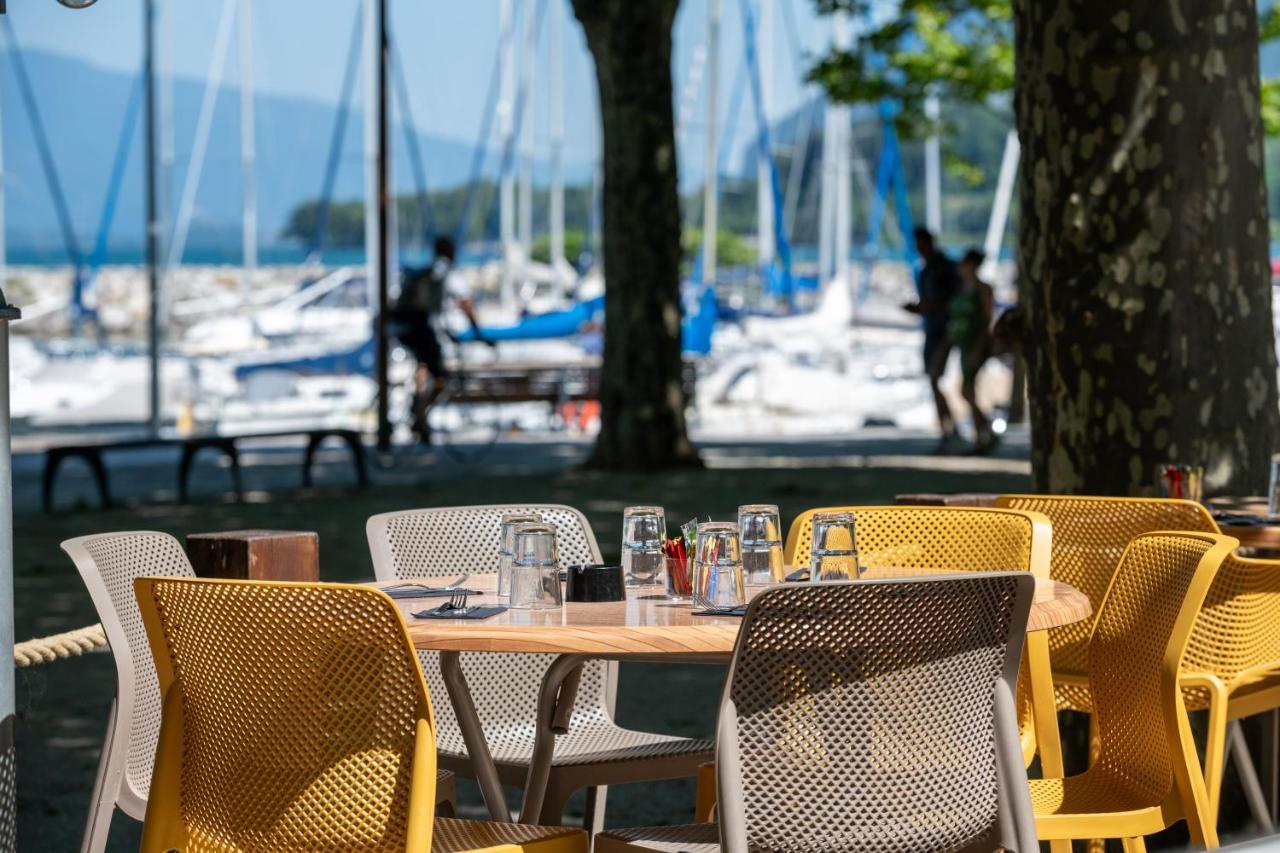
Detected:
left=13, top=448, right=1251, bottom=850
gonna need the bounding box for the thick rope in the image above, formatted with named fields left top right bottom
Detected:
left=14, top=623, right=107, bottom=667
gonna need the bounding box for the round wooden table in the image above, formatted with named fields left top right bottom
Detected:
left=390, top=571, right=1091, bottom=824
left=1208, top=497, right=1280, bottom=551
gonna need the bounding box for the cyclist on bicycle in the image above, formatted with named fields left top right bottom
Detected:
left=394, top=235, right=489, bottom=444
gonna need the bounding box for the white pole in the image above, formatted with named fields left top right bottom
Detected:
left=702, top=0, right=721, bottom=289
left=832, top=11, right=851, bottom=291
left=158, top=0, right=174, bottom=259
left=498, top=0, right=516, bottom=271
left=164, top=0, right=236, bottom=280
left=676, top=43, right=706, bottom=148
left=549, top=0, right=568, bottom=282
left=817, top=103, right=834, bottom=285
left=982, top=129, right=1020, bottom=281
left=519, top=2, right=535, bottom=265
left=363, top=0, right=379, bottom=311
left=0, top=82, right=14, bottom=839
left=238, top=0, right=257, bottom=308
left=755, top=0, right=774, bottom=270
left=924, top=91, right=942, bottom=235
left=782, top=96, right=815, bottom=241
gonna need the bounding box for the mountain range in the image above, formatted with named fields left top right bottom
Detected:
left=1, top=47, right=591, bottom=261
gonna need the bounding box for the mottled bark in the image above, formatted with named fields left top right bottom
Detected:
left=1014, top=0, right=1280, bottom=495
left=571, top=0, right=699, bottom=469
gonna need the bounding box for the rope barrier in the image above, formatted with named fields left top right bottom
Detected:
left=14, top=624, right=107, bottom=668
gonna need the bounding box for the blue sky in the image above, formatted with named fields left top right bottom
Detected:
left=7, top=0, right=836, bottom=185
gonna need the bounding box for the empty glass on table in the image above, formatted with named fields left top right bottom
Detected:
left=497, top=512, right=542, bottom=597
left=810, top=511, right=858, bottom=581
left=738, top=504, right=784, bottom=584
left=509, top=522, right=563, bottom=609
left=692, top=522, right=746, bottom=609
left=622, top=506, right=666, bottom=587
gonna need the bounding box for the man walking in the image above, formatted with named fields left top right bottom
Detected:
left=394, top=235, right=487, bottom=444
left=904, top=227, right=961, bottom=451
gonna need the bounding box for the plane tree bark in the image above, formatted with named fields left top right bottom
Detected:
left=1014, top=0, right=1280, bottom=494
left=570, top=0, right=700, bottom=469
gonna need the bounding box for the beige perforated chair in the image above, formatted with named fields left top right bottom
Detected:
left=367, top=505, right=713, bottom=829
left=63, top=531, right=455, bottom=852
left=134, top=577, right=584, bottom=853
left=597, top=574, right=1039, bottom=853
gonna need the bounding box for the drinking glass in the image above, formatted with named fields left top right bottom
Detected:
left=1268, top=455, right=1280, bottom=516
left=509, top=522, right=563, bottom=609
left=622, top=506, right=666, bottom=587
left=810, top=512, right=858, bottom=581
left=1156, top=463, right=1204, bottom=503
left=692, top=522, right=746, bottom=609
left=738, top=504, right=784, bottom=584
left=497, top=512, right=542, bottom=598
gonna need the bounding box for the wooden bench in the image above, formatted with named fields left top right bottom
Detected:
left=434, top=358, right=696, bottom=407
left=42, top=428, right=368, bottom=512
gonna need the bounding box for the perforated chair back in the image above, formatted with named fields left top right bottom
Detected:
left=1085, top=532, right=1236, bottom=816
left=134, top=578, right=438, bottom=852
left=1182, top=550, right=1280, bottom=689
left=62, top=532, right=195, bottom=820
left=366, top=505, right=608, bottom=760
left=785, top=505, right=1051, bottom=577
left=784, top=506, right=1053, bottom=763
left=995, top=496, right=1217, bottom=689
left=714, top=575, right=1038, bottom=853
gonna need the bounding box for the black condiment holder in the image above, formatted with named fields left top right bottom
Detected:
left=564, top=564, right=626, bottom=602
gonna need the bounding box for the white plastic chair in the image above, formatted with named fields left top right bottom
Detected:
left=64, top=530, right=458, bottom=852
left=61, top=531, right=195, bottom=853
left=367, top=504, right=714, bottom=829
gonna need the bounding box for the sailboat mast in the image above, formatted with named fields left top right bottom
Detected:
left=499, top=0, right=516, bottom=277
left=702, top=0, right=721, bottom=289
left=755, top=0, right=774, bottom=271
left=239, top=0, right=257, bottom=306
left=519, top=2, right=535, bottom=264
left=924, top=92, right=942, bottom=235
left=144, top=0, right=161, bottom=435
left=832, top=10, right=851, bottom=290
left=549, top=0, right=566, bottom=276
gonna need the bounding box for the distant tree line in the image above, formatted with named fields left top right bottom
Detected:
left=282, top=102, right=1017, bottom=256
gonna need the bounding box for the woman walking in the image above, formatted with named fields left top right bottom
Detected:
left=949, top=250, right=997, bottom=453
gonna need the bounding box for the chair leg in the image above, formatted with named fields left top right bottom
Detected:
left=1121, top=837, right=1147, bottom=853
left=1230, top=721, right=1275, bottom=831
left=81, top=703, right=118, bottom=853
left=1201, top=692, right=1229, bottom=826
left=583, top=785, right=607, bottom=836
left=535, top=779, right=576, bottom=827
left=694, top=762, right=716, bottom=822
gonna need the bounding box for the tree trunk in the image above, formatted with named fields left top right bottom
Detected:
left=570, top=0, right=700, bottom=469
left=1014, top=0, right=1280, bottom=495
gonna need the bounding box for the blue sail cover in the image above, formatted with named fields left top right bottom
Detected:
left=453, top=295, right=605, bottom=342
left=234, top=337, right=377, bottom=380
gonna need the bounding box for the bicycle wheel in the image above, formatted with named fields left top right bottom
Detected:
left=427, top=375, right=502, bottom=463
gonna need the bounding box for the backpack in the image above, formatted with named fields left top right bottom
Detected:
left=397, top=263, right=447, bottom=315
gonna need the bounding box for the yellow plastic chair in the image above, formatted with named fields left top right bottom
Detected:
left=996, top=495, right=1218, bottom=713
left=1181, top=550, right=1280, bottom=826
left=1031, top=531, right=1237, bottom=851
left=782, top=505, right=1059, bottom=770
left=134, top=576, right=587, bottom=853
